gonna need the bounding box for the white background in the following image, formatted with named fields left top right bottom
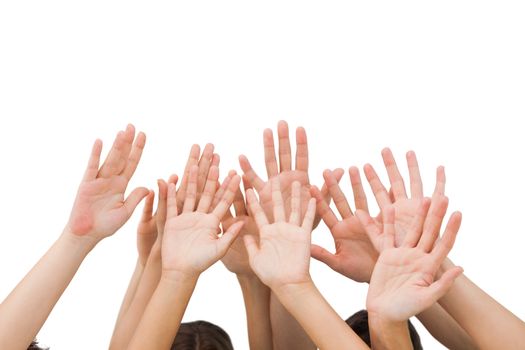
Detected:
left=1, top=1, right=524, bottom=349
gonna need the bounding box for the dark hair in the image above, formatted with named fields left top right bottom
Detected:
left=28, top=340, right=49, bottom=350
left=171, top=320, right=234, bottom=350
left=346, top=310, right=423, bottom=349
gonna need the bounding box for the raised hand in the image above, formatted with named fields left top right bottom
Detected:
left=220, top=173, right=259, bottom=276
left=363, top=148, right=446, bottom=245
left=67, top=124, right=149, bottom=242
left=244, top=178, right=316, bottom=290
left=310, top=168, right=378, bottom=283
left=136, top=175, right=178, bottom=266
left=161, top=165, right=244, bottom=278
left=239, top=120, right=334, bottom=229
left=363, top=198, right=464, bottom=322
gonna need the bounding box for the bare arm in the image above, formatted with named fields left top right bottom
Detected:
left=439, top=259, right=525, bottom=350
left=0, top=125, right=149, bottom=350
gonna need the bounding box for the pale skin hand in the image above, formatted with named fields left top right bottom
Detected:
left=240, top=120, right=334, bottom=350
left=0, top=125, right=148, bottom=350
left=67, top=124, right=150, bottom=242
left=310, top=168, right=378, bottom=283
left=362, top=199, right=464, bottom=322
left=244, top=179, right=316, bottom=290
left=128, top=164, right=244, bottom=350
left=110, top=145, right=218, bottom=350
left=161, top=165, right=244, bottom=278
left=244, top=179, right=369, bottom=350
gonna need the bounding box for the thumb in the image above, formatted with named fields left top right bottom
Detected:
left=425, top=266, right=463, bottom=302
left=243, top=233, right=259, bottom=260
left=217, top=221, right=244, bottom=255
left=311, top=244, right=339, bottom=270
left=124, top=187, right=150, bottom=217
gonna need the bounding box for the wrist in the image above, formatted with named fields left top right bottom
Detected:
left=161, top=269, right=200, bottom=285
left=60, top=227, right=98, bottom=254
left=272, top=277, right=315, bottom=300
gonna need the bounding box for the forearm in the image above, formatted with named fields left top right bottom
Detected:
left=110, top=244, right=162, bottom=350
left=270, top=292, right=316, bottom=350
left=128, top=273, right=198, bottom=350
left=439, top=268, right=525, bottom=350
left=0, top=230, right=94, bottom=350
left=113, top=259, right=144, bottom=328
left=416, top=303, right=478, bottom=350
left=274, top=281, right=369, bottom=350
left=237, top=274, right=273, bottom=350
left=368, top=313, right=412, bottom=350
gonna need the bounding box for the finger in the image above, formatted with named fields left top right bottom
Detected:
left=182, top=165, right=199, bottom=213
left=424, top=266, right=463, bottom=302
left=83, top=139, right=103, bottom=181
left=212, top=171, right=235, bottom=210
left=197, top=165, right=220, bottom=213
left=271, top=178, right=286, bottom=222
left=381, top=148, right=408, bottom=200
left=402, top=198, right=432, bottom=248
left=212, top=174, right=241, bottom=219
left=324, top=169, right=353, bottom=218
left=155, top=179, right=169, bottom=234
left=263, top=128, right=279, bottom=177
left=239, top=155, right=265, bottom=191
left=431, top=211, right=462, bottom=264
left=355, top=209, right=382, bottom=251
left=320, top=168, right=344, bottom=205
left=98, top=131, right=125, bottom=178
left=277, top=120, right=292, bottom=172
left=295, top=126, right=309, bottom=172
left=122, top=131, right=146, bottom=180
left=418, top=196, right=449, bottom=252
left=433, top=166, right=446, bottom=196
left=349, top=166, right=369, bottom=213
left=211, top=153, right=220, bottom=167
left=166, top=183, right=178, bottom=219
left=406, top=151, right=424, bottom=198
left=233, top=184, right=247, bottom=217
left=177, top=144, right=201, bottom=206
left=113, top=124, right=135, bottom=176
left=301, top=198, right=316, bottom=231
left=383, top=206, right=395, bottom=249
left=363, top=164, right=392, bottom=209
left=310, top=186, right=338, bottom=230
left=123, top=187, right=150, bottom=218
left=197, top=143, right=215, bottom=194
left=289, top=181, right=302, bottom=225
left=217, top=221, right=244, bottom=256
left=140, top=190, right=155, bottom=222
left=246, top=189, right=269, bottom=228
left=243, top=234, right=259, bottom=260
left=311, top=244, right=339, bottom=270
left=242, top=174, right=253, bottom=191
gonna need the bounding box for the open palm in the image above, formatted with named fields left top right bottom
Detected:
left=161, top=165, right=244, bottom=278
left=67, top=125, right=149, bottom=242
left=364, top=198, right=464, bottom=322
left=240, top=121, right=335, bottom=229
left=244, top=179, right=316, bottom=290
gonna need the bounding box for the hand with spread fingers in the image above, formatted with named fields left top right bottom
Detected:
left=362, top=148, right=446, bottom=245
left=161, top=165, right=244, bottom=278
left=239, top=120, right=337, bottom=229
left=220, top=173, right=259, bottom=276
left=363, top=197, right=464, bottom=322
left=310, top=168, right=378, bottom=283
left=67, top=124, right=150, bottom=242
left=244, top=178, right=316, bottom=290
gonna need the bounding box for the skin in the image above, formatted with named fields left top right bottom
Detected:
left=110, top=144, right=218, bottom=350
left=220, top=173, right=273, bottom=350
left=311, top=148, right=477, bottom=349
left=0, top=125, right=149, bottom=350
left=128, top=165, right=244, bottom=350
left=360, top=198, right=464, bottom=349
left=239, top=120, right=342, bottom=350
left=243, top=178, right=369, bottom=350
